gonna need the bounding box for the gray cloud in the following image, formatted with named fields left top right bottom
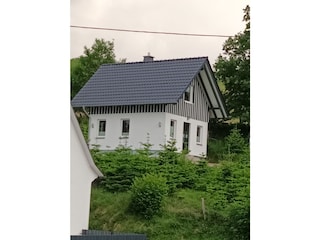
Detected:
left=71, top=0, right=249, bottom=64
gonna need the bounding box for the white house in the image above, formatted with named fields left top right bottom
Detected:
left=70, top=107, right=103, bottom=235
left=71, top=56, right=228, bottom=157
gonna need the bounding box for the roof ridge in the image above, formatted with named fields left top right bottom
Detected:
left=101, top=56, right=208, bottom=66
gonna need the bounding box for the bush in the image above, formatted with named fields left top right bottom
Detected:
left=224, top=191, right=250, bottom=240
left=129, top=173, right=168, bottom=219
left=225, top=128, right=248, bottom=154
left=158, top=139, right=180, bottom=164
left=93, top=147, right=158, bottom=192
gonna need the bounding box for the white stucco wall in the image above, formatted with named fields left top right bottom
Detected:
left=71, top=116, right=101, bottom=235
left=88, top=112, right=167, bottom=151
left=88, top=112, right=208, bottom=157
left=164, top=113, right=208, bottom=157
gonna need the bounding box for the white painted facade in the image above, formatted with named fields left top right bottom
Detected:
left=164, top=113, right=208, bottom=157
left=71, top=108, right=103, bottom=235
left=88, top=112, right=207, bottom=157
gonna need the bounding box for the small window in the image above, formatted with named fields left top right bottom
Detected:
left=196, top=126, right=202, bottom=144
left=121, top=119, right=130, bottom=136
left=170, top=120, right=176, bottom=139
left=184, top=85, right=193, bottom=103
left=98, top=120, right=106, bottom=137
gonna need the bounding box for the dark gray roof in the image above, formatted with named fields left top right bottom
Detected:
left=71, top=57, right=208, bottom=107
left=71, top=230, right=148, bottom=240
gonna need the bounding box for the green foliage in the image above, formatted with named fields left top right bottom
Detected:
left=157, top=139, right=197, bottom=193
left=207, top=139, right=226, bottom=163
left=206, top=150, right=250, bottom=240
left=129, top=173, right=168, bottom=219
left=90, top=134, right=250, bottom=239
left=214, top=5, right=250, bottom=123
left=223, top=187, right=250, bottom=240
left=78, top=115, right=89, bottom=142
left=158, top=139, right=179, bottom=164
left=93, top=148, right=158, bottom=192
left=89, top=188, right=132, bottom=232
left=208, top=127, right=248, bottom=162
left=225, top=128, right=248, bottom=154
left=136, top=134, right=154, bottom=157
left=71, top=38, right=116, bottom=99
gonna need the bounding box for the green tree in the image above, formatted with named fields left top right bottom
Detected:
left=71, top=38, right=117, bottom=99
left=214, top=5, right=250, bottom=123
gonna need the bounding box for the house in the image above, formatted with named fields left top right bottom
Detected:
left=71, top=55, right=228, bottom=157
left=70, top=107, right=103, bottom=235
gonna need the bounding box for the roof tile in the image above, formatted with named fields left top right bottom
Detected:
left=71, top=57, right=208, bottom=107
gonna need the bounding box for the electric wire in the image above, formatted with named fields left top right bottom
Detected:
left=70, top=25, right=232, bottom=38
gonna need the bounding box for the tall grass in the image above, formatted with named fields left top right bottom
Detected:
left=89, top=187, right=224, bottom=240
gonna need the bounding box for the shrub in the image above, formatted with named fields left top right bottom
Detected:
left=222, top=186, right=250, bottom=240
left=225, top=128, right=247, bottom=154
left=93, top=147, right=158, bottom=192
left=158, top=139, right=180, bottom=164
left=129, top=173, right=168, bottom=219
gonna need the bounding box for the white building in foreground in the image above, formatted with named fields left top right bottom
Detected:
left=71, top=107, right=103, bottom=235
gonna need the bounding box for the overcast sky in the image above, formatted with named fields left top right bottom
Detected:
left=71, top=0, right=249, bottom=65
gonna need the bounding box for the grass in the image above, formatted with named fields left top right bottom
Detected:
left=89, top=187, right=225, bottom=240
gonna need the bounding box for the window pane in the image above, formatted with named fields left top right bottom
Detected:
left=196, top=126, right=202, bottom=143
left=184, top=85, right=193, bottom=102
left=122, top=119, right=130, bottom=135
left=184, top=87, right=190, bottom=101
left=98, top=120, right=106, bottom=136
left=170, top=120, right=176, bottom=138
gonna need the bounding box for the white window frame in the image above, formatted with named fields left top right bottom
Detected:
left=196, top=125, right=203, bottom=144
left=184, top=85, right=194, bottom=103
left=98, top=120, right=106, bottom=137
left=170, top=119, right=177, bottom=139
left=121, top=119, right=130, bottom=137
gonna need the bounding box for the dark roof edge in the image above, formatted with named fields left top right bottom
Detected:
left=100, top=56, right=209, bottom=67
left=71, top=101, right=178, bottom=108
left=203, top=59, right=229, bottom=118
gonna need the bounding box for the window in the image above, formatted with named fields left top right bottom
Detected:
left=98, top=120, right=106, bottom=137
left=196, top=126, right=202, bottom=144
left=121, top=119, right=130, bottom=136
left=170, top=120, right=176, bottom=139
left=184, top=85, right=193, bottom=103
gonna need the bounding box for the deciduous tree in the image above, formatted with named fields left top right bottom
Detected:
left=214, top=5, right=250, bottom=123
left=71, top=38, right=116, bottom=99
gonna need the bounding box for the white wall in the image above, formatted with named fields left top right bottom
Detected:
left=164, top=113, right=208, bottom=157
left=88, top=112, right=167, bottom=151
left=88, top=112, right=208, bottom=157
left=70, top=117, right=100, bottom=235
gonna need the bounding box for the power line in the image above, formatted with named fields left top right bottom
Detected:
left=70, top=25, right=232, bottom=38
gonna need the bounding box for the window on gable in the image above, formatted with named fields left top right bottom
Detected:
left=170, top=120, right=177, bottom=139
left=98, top=120, right=106, bottom=137
left=184, top=85, right=194, bottom=103
left=121, top=119, right=130, bottom=136
left=196, top=125, right=203, bottom=144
